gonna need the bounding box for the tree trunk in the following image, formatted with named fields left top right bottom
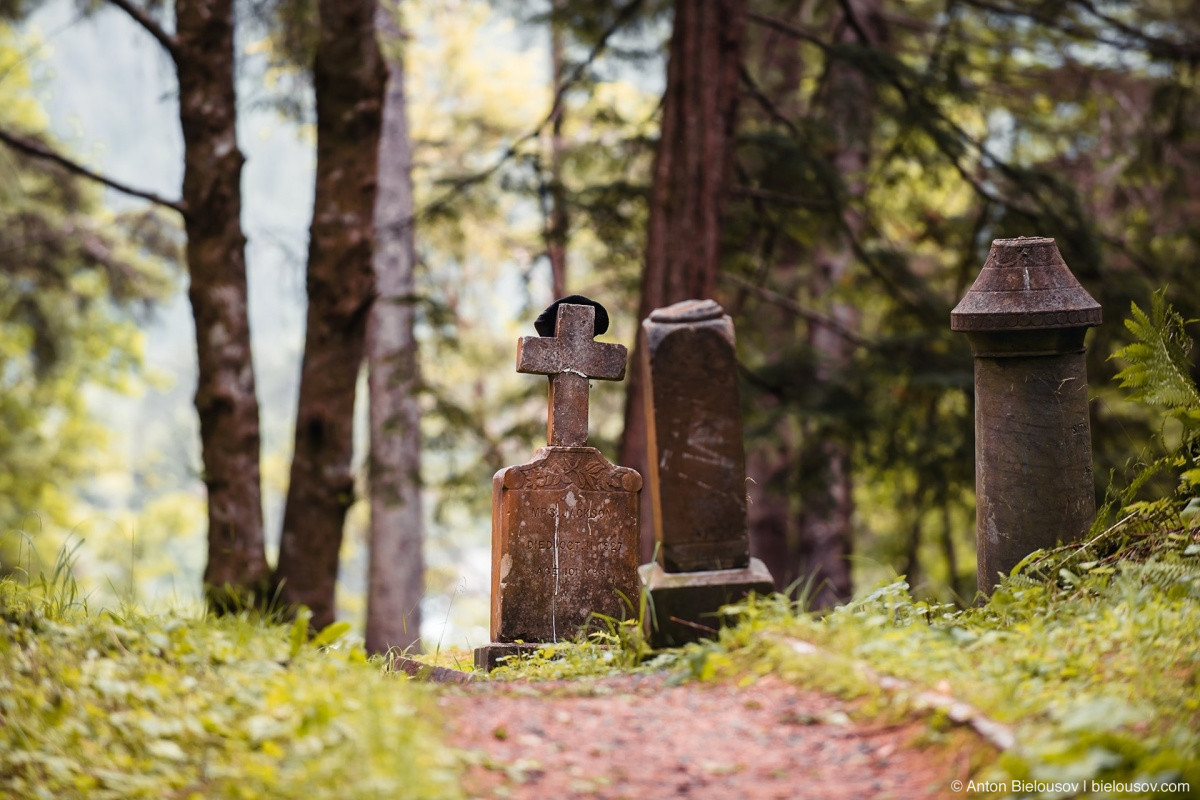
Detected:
left=737, top=3, right=804, bottom=598
left=619, top=0, right=747, bottom=561
left=176, top=0, right=270, bottom=612
left=541, top=0, right=570, bottom=299
left=794, top=434, right=854, bottom=607
left=792, top=0, right=884, bottom=608
left=365, top=1, right=424, bottom=656
left=746, top=436, right=796, bottom=590
left=275, top=0, right=386, bottom=629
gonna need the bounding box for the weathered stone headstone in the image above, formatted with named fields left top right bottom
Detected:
left=637, top=299, right=774, bottom=646
left=474, top=300, right=641, bottom=670
left=951, top=236, right=1101, bottom=595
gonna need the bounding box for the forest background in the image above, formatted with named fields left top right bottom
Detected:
left=1, top=0, right=1198, bottom=654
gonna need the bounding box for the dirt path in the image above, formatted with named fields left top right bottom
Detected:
left=438, top=673, right=982, bottom=799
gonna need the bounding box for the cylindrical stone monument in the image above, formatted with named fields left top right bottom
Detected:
left=951, top=237, right=1101, bottom=594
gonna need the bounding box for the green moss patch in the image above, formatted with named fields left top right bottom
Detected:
left=0, top=582, right=461, bottom=800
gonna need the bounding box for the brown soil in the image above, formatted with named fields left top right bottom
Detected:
left=438, top=672, right=983, bottom=799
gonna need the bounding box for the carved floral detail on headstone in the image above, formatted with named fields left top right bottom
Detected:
left=503, top=450, right=642, bottom=492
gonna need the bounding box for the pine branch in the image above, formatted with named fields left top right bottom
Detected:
left=0, top=128, right=187, bottom=216
left=401, top=0, right=646, bottom=229
left=960, top=0, right=1200, bottom=61
left=720, top=273, right=870, bottom=348
left=737, top=63, right=802, bottom=136
left=835, top=0, right=878, bottom=46
left=729, top=184, right=833, bottom=211
left=105, top=0, right=178, bottom=60
left=738, top=58, right=946, bottom=323
left=1071, top=0, right=1200, bottom=60
left=751, top=1, right=1100, bottom=260
left=746, top=10, right=827, bottom=49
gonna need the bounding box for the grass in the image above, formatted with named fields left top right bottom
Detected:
left=487, top=522, right=1200, bottom=798
left=5, top=295, right=1197, bottom=797
left=5, top=522, right=1198, bottom=800
left=0, top=576, right=462, bottom=800
left=689, top=526, right=1200, bottom=797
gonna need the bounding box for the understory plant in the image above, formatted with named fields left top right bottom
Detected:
left=0, top=572, right=462, bottom=800
left=1103, top=288, right=1200, bottom=534
left=678, top=292, right=1200, bottom=796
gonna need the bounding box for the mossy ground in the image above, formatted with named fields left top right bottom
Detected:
left=0, top=579, right=461, bottom=800
left=490, top=524, right=1200, bottom=798
left=3, top=524, right=1197, bottom=799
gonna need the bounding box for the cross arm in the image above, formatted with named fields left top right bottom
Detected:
left=516, top=336, right=627, bottom=381
left=516, top=303, right=627, bottom=381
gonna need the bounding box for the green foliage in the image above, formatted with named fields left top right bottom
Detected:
left=0, top=576, right=462, bottom=800
left=726, top=0, right=1200, bottom=603
left=484, top=638, right=635, bottom=682
left=691, top=290, right=1200, bottom=786
left=486, top=591, right=653, bottom=681
left=669, top=298, right=1199, bottom=793
left=691, top=529, right=1200, bottom=796
left=1112, top=290, right=1200, bottom=415
left=1103, top=292, right=1200, bottom=530
left=0, top=22, right=177, bottom=576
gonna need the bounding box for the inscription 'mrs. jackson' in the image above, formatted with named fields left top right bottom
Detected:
left=528, top=537, right=623, bottom=552
left=529, top=506, right=611, bottom=522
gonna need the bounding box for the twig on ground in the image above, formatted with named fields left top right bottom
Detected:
left=779, top=637, right=1016, bottom=751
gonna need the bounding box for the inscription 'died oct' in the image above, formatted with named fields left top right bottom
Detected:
left=490, top=446, right=641, bottom=643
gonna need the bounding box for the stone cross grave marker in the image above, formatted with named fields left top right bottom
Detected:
left=637, top=299, right=774, bottom=646
left=520, top=297, right=625, bottom=447
left=474, top=298, right=641, bottom=670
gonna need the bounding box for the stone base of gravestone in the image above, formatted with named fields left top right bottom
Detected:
left=639, top=558, right=775, bottom=647
left=473, top=642, right=618, bottom=671
left=473, top=642, right=541, bottom=671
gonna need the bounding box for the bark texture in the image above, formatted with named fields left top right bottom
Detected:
left=176, top=0, right=270, bottom=611
left=365, top=2, right=425, bottom=655
left=544, top=0, right=569, bottom=299
left=746, top=429, right=796, bottom=591
left=792, top=0, right=885, bottom=608
left=275, top=0, right=386, bottom=629
left=619, top=0, right=747, bottom=560
left=736, top=15, right=806, bottom=598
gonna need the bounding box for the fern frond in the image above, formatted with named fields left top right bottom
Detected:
left=1111, top=290, right=1200, bottom=413
left=1133, top=559, right=1200, bottom=592
left=1005, top=573, right=1045, bottom=591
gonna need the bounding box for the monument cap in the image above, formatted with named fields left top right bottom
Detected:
left=648, top=298, right=725, bottom=324
left=951, top=237, right=1101, bottom=333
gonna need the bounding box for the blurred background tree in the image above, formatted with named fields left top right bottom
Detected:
left=2, top=0, right=1199, bottom=641
left=0, top=17, right=176, bottom=578
left=721, top=0, right=1200, bottom=604
left=508, top=0, right=1200, bottom=605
